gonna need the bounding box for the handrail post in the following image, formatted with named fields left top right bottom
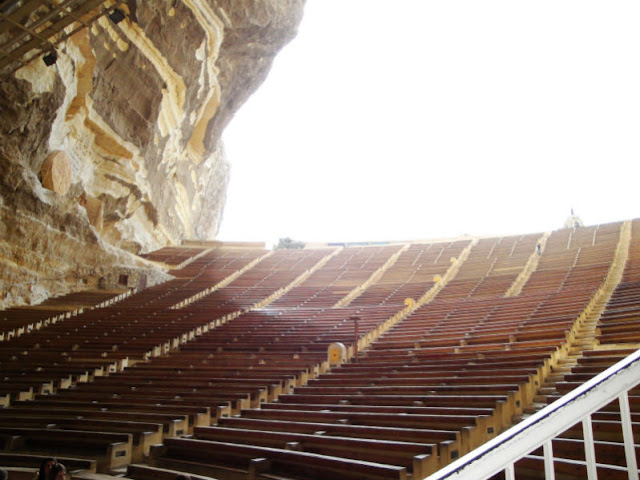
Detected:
left=618, top=391, right=639, bottom=480
left=504, top=463, right=515, bottom=480
left=582, top=416, right=598, bottom=480
left=543, top=441, right=555, bottom=480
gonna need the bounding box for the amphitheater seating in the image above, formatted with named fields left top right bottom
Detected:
left=595, top=219, right=639, bottom=346
left=0, top=222, right=636, bottom=480
left=349, top=241, right=470, bottom=307
left=507, top=223, right=636, bottom=480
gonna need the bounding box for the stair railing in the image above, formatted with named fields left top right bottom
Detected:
left=425, top=348, right=640, bottom=480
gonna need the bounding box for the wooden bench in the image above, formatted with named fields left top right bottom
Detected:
left=0, top=427, right=132, bottom=473
left=152, top=437, right=409, bottom=480
left=54, top=419, right=160, bottom=462
left=115, top=372, right=295, bottom=400
left=89, top=377, right=272, bottom=407
left=276, top=392, right=513, bottom=427
left=126, top=463, right=220, bottom=480
left=0, top=405, right=188, bottom=438
left=307, top=372, right=537, bottom=407
left=0, top=415, right=159, bottom=461
left=27, top=396, right=211, bottom=431
left=0, top=452, right=96, bottom=474
left=286, top=385, right=522, bottom=423
left=262, top=401, right=504, bottom=436
left=101, top=392, right=236, bottom=419
left=194, top=425, right=438, bottom=477
left=240, top=407, right=489, bottom=452
left=50, top=386, right=236, bottom=419
left=217, top=416, right=461, bottom=463
left=130, top=364, right=303, bottom=388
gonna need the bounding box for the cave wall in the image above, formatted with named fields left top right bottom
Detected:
left=0, top=0, right=304, bottom=307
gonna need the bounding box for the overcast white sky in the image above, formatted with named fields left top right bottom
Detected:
left=217, top=1, right=640, bottom=246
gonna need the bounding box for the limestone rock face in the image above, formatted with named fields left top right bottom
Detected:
left=0, top=0, right=304, bottom=306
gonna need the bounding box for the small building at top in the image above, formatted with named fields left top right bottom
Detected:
left=564, top=208, right=584, bottom=228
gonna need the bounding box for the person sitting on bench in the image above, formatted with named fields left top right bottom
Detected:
left=47, top=463, right=67, bottom=480
left=36, top=457, right=57, bottom=480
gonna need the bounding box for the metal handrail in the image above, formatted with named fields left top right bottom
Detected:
left=425, top=348, right=640, bottom=480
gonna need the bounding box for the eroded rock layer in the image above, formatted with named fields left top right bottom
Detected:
left=0, top=0, right=304, bottom=307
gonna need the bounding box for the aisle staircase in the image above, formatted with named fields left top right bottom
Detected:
left=428, top=220, right=637, bottom=480
left=526, top=220, right=632, bottom=411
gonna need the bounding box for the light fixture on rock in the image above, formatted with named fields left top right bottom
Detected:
left=109, top=8, right=125, bottom=24
left=42, top=50, right=57, bottom=66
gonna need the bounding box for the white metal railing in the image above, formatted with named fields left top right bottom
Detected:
left=425, top=348, right=640, bottom=480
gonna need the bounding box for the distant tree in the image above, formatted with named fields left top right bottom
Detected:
left=276, top=237, right=305, bottom=249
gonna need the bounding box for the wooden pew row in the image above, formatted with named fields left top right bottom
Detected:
left=194, top=425, right=439, bottom=477
left=12, top=397, right=205, bottom=433
left=112, top=370, right=295, bottom=395
left=46, top=389, right=218, bottom=426
left=125, top=464, right=219, bottom=480
left=0, top=405, right=188, bottom=437
left=337, top=352, right=553, bottom=372
left=307, top=371, right=539, bottom=406
left=0, top=453, right=96, bottom=479
left=152, top=436, right=410, bottom=480
left=130, top=363, right=310, bottom=389
left=0, top=285, right=133, bottom=337
left=139, top=246, right=211, bottom=265
left=0, top=415, right=161, bottom=462
left=69, top=378, right=267, bottom=410
left=275, top=392, right=513, bottom=442
left=239, top=407, right=488, bottom=454
left=0, top=358, right=122, bottom=404
left=0, top=427, right=131, bottom=473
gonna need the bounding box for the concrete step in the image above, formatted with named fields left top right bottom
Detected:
left=538, top=387, right=557, bottom=396
left=523, top=402, right=547, bottom=415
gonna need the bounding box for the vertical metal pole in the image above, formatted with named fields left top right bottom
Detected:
left=582, top=416, right=598, bottom=480
left=618, top=391, right=639, bottom=480
left=505, top=462, right=515, bottom=480
left=543, top=440, right=555, bottom=480
left=353, top=316, right=359, bottom=362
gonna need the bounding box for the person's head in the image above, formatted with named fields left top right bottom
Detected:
left=175, top=475, right=191, bottom=480
left=38, top=457, right=57, bottom=480
left=48, top=463, right=67, bottom=480
left=0, top=467, right=8, bottom=480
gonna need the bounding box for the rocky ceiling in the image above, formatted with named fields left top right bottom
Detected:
left=0, top=0, right=305, bottom=307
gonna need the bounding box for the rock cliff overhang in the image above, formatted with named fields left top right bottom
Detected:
left=0, top=0, right=305, bottom=307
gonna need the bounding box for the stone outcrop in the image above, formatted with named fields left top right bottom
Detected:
left=0, top=0, right=305, bottom=307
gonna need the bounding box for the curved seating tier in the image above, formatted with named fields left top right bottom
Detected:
left=0, top=221, right=635, bottom=480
